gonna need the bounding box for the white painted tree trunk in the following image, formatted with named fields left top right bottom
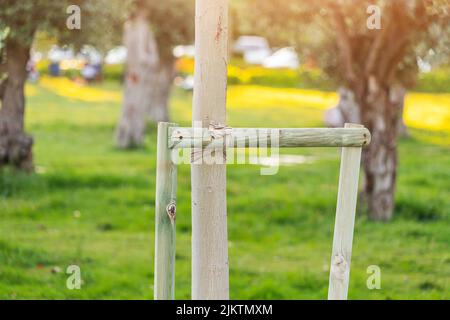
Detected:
left=115, top=13, right=160, bottom=148
left=191, top=0, right=230, bottom=300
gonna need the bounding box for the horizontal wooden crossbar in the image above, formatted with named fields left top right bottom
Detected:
left=168, top=127, right=371, bottom=149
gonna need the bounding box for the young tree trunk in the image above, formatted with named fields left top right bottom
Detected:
left=0, top=38, right=33, bottom=171
left=191, top=0, right=230, bottom=299
left=115, top=13, right=160, bottom=148
left=357, top=78, right=404, bottom=221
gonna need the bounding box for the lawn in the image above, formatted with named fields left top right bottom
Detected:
left=0, top=77, right=449, bottom=299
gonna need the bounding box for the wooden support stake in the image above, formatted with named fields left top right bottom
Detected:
left=328, top=123, right=363, bottom=300
left=191, top=0, right=230, bottom=299
left=169, top=127, right=371, bottom=149
left=154, top=122, right=177, bottom=300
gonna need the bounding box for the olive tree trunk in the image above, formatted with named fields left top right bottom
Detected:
left=0, top=38, right=33, bottom=171
left=116, top=13, right=172, bottom=148
left=336, top=79, right=405, bottom=221
left=335, top=86, right=407, bottom=136
left=146, top=59, right=174, bottom=123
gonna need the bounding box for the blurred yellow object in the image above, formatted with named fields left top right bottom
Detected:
left=39, top=76, right=121, bottom=103
left=228, top=85, right=338, bottom=110
left=405, top=93, right=450, bottom=132
left=229, top=86, right=450, bottom=133
left=32, top=76, right=450, bottom=134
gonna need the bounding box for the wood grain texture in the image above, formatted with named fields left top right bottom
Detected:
left=328, top=123, right=363, bottom=300
left=191, top=0, right=230, bottom=300
left=154, top=122, right=177, bottom=300
left=169, top=127, right=371, bottom=149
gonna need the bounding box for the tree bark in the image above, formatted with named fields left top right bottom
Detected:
left=334, top=82, right=407, bottom=221
left=146, top=59, right=174, bottom=123
left=390, top=85, right=408, bottom=137
left=115, top=13, right=163, bottom=148
left=0, top=38, right=33, bottom=171
left=334, top=86, right=407, bottom=135
left=358, top=78, right=404, bottom=221
left=324, top=1, right=419, bottom=221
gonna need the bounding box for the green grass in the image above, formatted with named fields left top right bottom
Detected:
left=0, top=79, right=449, bottom=299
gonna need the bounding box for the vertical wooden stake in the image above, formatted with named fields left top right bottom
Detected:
left=328, top=123, right=363, bottom=300
left=191, top=0, right=230, bottom=299
left=154, top=122, right=177, bottom=300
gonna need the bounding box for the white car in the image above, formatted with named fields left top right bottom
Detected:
left=244, top=49, right=271, bottom=65
left=180, top=75, right=194, bottom=91
left=48, top=46, right=74, bottom=62
left=173, top=45, right=195, bottom=58
left=263, top=47, right=300, bottom=69
left=78, top=45, right=103, bottom=65
left=234, top=36, right=269, bottom=54
left=234, top=36, right=271, bottom=65
left=105, top=46, right=127, bottom=65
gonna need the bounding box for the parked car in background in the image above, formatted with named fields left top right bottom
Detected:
left=48, top=45, right=75, bottom=63
left=174, top=74, right=194, bottom=91
left=233, top=35, right=271, bottom=65
left=78, top=45, right=103, bottom=65
left=263, top=47, right=300, bottom=69
left=173, top=45, right=195, bottom=58
left=47, top=46, right=75, bottom=76
left=234, top=35, right=270, bottom=54
left=105, top=46, right=127, bottom=65
left=77, top=46, right=103, bottom=82
left=46, top=45, right=104, bottom=80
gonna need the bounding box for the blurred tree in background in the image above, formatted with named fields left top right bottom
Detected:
left=0, top=0, right=123, bottom=171
left=0, top=0, right=194, bottom=153
left=1, top=0, right=448, bottom=220
left=245, top=0, right=450, bottom=221
left=116, top=0, right=194, bottom=148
